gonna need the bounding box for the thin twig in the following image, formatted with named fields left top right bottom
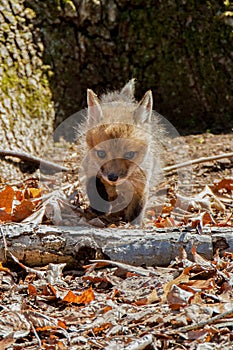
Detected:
left=13, top=340, right=38, bottom=348
left=163, top=152, right=233, bottom=173
left=171, top=307, right=233, bottom=333
left=90, top=259, right=160, bottom=277
left=29, top=321, right=41, bottom=348
left=0, top=150, right=69, bottom=173
left=0, top=227, right=7, bottom=259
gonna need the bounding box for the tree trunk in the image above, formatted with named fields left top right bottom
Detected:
left=26, top=0, right=233, bottom=134
left=0, top=0, right=54, bottom=180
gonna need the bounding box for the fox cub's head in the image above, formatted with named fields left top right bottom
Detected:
left=85, top=80, right=153, bottom=185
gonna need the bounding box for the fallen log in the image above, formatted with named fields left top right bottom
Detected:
left=0, top=224, right=232, bottom=267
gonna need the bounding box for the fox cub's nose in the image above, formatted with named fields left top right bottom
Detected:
left=108, top=173, right=118, bottom=182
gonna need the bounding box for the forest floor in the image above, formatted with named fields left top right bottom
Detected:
left=168, top=132, right=232, bottom=189
left=0, top=132, right=232, bottom=349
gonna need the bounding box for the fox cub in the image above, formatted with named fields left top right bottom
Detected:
left=79, top=79, right=160, bottom=225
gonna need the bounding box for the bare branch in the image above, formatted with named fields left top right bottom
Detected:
left=0, top=150, right=69, bottom=173
left=171, top=307, right=233, bottom=333
left=163, top=152, right=233, bottom=174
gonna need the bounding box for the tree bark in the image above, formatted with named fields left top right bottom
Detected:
left=26, top=0, right=233, bottom=134
left=0, top=0, right=54, bottom=180
left=1, top=224, right=232, bottom=267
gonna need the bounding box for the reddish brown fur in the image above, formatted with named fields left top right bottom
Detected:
left=79, top=80, right=159, bottom=225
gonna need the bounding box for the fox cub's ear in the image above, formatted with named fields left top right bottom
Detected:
left=87, top=89, right=103, bottom=125
left=134, top=90, right=153, bottom=124
left=120, top=78, right=136, bottom=100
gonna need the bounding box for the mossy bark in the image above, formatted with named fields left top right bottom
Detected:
left=0, top=0, right=54, bottom=179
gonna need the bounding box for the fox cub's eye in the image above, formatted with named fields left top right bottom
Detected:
left=124, top=151, right=136, bottom=160
left=97, top=150, right=107, bottom=158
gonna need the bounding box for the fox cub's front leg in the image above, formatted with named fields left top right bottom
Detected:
left=86, top=176, right=110, bottom=215
left=123, top=191, right=146, bottom=225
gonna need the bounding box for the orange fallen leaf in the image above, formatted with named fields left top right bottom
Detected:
left=15, top=190, right=24, bottom=201
left=62, top=287, right=95, bottom=304
left=215, top=178, right=233, bottom=192
left=36, top=326, right=54, bottom=332
left=29, top=188, right=41, bottom=198
left=47, top=284, right=58, bottom=297
left=103, top=306, right=112, bottom=314
left=0, top=185, right=15, bottom=214
left=57, top=320, right=66, bottom=329
left=93, top=323, right=112, bottom=334
left=42, top=285, right=53, bottom=296
left=13, top=200, right=35, bottom=221
left=0, top=210, right=13, bottom=223
left=28, top=284, right=38, bottom=295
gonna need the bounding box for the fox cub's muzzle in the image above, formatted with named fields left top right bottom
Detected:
left=100, top=159, right=130, bottom=184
